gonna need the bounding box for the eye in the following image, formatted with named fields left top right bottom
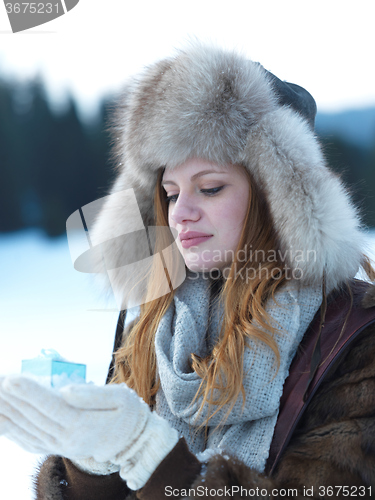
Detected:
left=200, top=186, right=225, bottom=196
left=165, top=193, right=178, bottom=204
left=165, top=186, right=225, bottom=204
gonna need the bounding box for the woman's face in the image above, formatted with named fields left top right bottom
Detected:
left=162, top=158, right=250, bottom=273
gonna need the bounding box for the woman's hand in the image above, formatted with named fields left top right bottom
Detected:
left=0, top=375, right=179, bottom=489
left=0, top=375, right=149, bottom=460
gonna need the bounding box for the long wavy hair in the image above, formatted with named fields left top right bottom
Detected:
left=111, top=165, right=291, bottom=420
left=111, top=164, right=375, bottom=427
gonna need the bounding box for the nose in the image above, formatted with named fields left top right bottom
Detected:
left=170, top=194, right=200, bottom=225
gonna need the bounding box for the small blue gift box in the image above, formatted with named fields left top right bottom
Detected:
left=21, top=349, right=86, bottom=388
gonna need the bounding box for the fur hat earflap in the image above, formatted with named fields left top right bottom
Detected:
left=81, top=41, right=365, bottom=300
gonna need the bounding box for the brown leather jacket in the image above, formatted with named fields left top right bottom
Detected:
left=34, top=281, right=375, bottom=499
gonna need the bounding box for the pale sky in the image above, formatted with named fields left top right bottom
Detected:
left=0, top=0, right=375, bottom=119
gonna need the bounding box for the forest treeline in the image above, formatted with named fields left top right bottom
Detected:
left=0, top=77, right=114, bottom=236
left=0, top=76, right=375, bottom=236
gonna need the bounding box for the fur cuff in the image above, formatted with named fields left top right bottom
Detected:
left=34, top=455, right=67, bottom=500
left=362, top=283, right=375, bottom=309
left=186, top=454, right=277, bottom=499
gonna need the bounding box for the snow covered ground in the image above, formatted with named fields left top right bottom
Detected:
left=0, top=230, right=123, bottom=498
left=0, top=229, right=374, bottom=499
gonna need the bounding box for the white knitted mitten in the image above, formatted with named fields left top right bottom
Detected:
left=0, top=375, right=178, bottom=489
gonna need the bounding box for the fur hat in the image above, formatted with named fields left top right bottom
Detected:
left=73, top=42, right=365, bottom=304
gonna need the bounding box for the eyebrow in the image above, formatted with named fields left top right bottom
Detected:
left=162, top=169, right=229, bottom=186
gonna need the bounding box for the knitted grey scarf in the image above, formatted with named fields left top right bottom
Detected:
left=154, top=272, right=322, bottom=472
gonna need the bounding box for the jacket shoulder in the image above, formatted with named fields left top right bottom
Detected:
left=299, top=320, right=375, bottom=430
left=274, top=319, right=375, bottom=488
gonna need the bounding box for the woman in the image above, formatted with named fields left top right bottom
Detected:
left=1, top=42, right=375, bottom=499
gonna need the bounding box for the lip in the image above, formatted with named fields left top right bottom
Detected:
left=179, top=231, right=213, bottom=249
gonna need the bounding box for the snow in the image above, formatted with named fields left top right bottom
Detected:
left=0, top=229, right=374, bottom=499
left=0, top=229, right=125, bottom=499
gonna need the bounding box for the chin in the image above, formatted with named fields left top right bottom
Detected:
left=185, top=260, right=225, bottom=274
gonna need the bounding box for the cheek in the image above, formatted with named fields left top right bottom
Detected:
left=218, top=192, right=249, bottom=235
left=168, top=208, right=181, bottom=250
left=168, top=206, right=174, bottom=228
